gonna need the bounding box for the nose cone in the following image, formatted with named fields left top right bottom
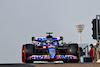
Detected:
left=48, top=45, right=56, bottom=59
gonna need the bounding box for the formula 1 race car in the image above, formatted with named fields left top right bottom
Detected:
left=22, top=33, right=83, bottom=63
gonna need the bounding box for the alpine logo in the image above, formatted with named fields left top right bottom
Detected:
left=31, top=55, right=46, bottom=59
left=60, top=55, right=74, bottom=59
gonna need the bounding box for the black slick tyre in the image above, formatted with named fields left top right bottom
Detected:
left=22, top=44, right=35, bottom=63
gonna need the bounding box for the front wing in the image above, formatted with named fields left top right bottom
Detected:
left=27, top=55, right=78, bottom=61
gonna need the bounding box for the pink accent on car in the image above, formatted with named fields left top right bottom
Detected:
left=28, top=55, right=33, bottom=59
left=56, top=55, right=61, bottom=59
left=48, top=45, right=55, bottom=48
left=44, top=55, right=50, bottom=59
left=56, top=55, right=78, bottom=59
left=69, top=55, right=78, bottom=59
left=27, top=55, right=50, bottom=59
left=27, top=55, right=78, bottom=60
left=34, top=37, right=37, bottom=40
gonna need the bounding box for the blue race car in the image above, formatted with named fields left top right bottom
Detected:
left=22, top=32, right=81, bottom=63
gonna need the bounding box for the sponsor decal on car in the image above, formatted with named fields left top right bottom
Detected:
left=49, top=49, right=56, bottom=58
left=31, top=55, right=46, bottom=59
left=60, top=55, right=74, bottom=59
left=34, top=37, right=61, bottom=41
left=56, top=55, right=78, bottom=59
left=28, top=55, right=50, bottom=59
left=48, top=45, right=56, bottom=58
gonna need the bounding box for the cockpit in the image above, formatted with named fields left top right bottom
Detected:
left=32, top=32, right=63, bottom=46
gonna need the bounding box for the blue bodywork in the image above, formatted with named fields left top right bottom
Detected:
left=33, top=37, right=61, bottom=59
left=48, top=44, right=56, bottom=58
left=41, top=38, right=58, bottom=58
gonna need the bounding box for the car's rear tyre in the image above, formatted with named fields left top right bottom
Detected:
left=63, top=43, right=79, bottom=63
left=22, top=44, right=35, bottom=63
left=69, top=43, right=79, bottom=57
left=22, top=45, right=26, bottom=62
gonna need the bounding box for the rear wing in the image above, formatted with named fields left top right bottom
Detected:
left=32, top=36, right=63, bottom=42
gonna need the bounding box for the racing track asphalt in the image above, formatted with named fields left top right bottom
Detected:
left=30, top=63, right=100, bottom=67
left=0, top=64, right=35, bottom=67
left=1, top=63, right=100, bottom=67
